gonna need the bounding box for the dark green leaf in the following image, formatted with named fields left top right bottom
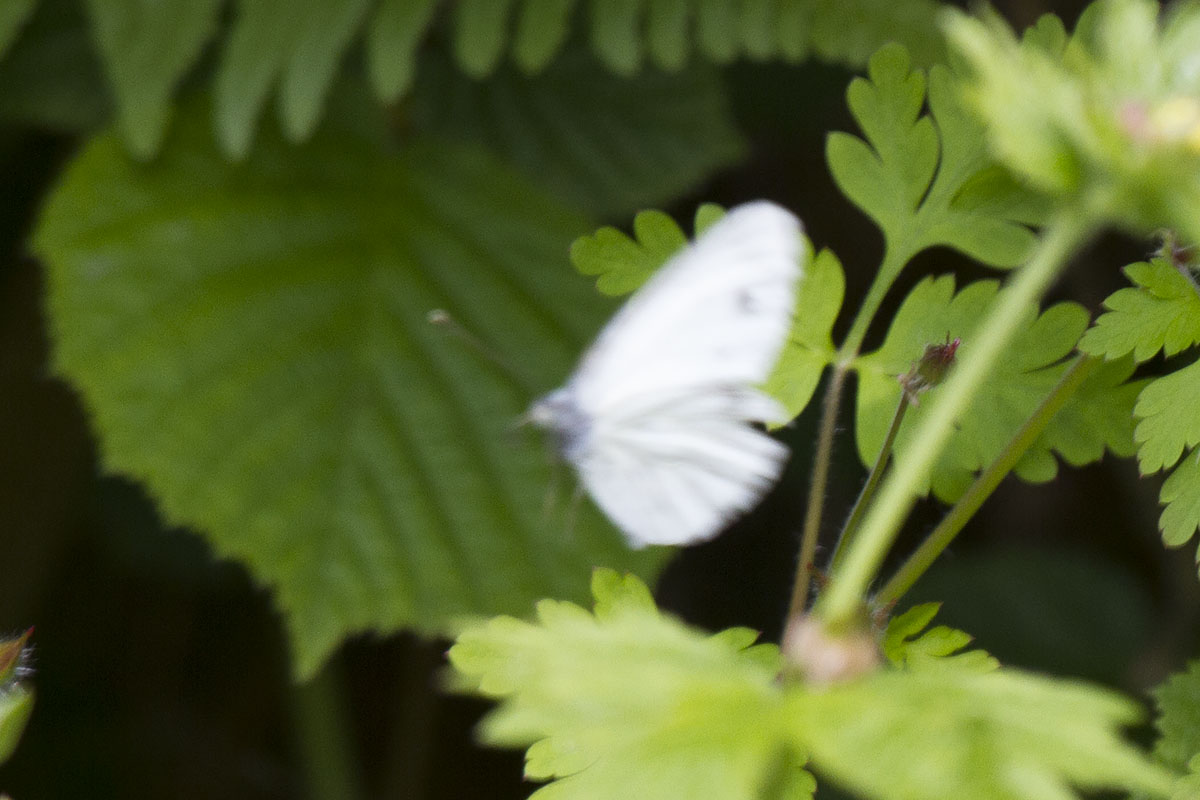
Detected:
left=409, top=49, right=744, bottom=217
left=34, top=97, right=664, bottom=678
left=84, top=0, right=222, bottom=158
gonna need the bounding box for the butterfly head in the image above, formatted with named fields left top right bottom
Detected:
left=527, top=388, right=590, bottom=460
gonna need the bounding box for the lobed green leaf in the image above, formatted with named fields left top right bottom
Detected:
left=452, top=573, right=1172, bottom=800
left=34, top=97, right=665, bottom=678
left=828, top=43, right=1038, bottom=295
left=883, top=602, right=998, bottom=673
left=855, top=276, right=1139, bottom=501
left=569, top=204, right=721, bottom=295
left=1152, top=660, right=1200, bottom=773
left=1079, top=259, right=1200, bottom=363
left=788, top=668, right=1176, bottom=800
left=1134, top=359, right=1200, bottom=475
left=764, top=247, right=845, bottom=421
left=449, top=569, right=802, bottom=800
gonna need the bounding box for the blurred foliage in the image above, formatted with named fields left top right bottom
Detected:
left=0, top=0, right=1197, bottom=798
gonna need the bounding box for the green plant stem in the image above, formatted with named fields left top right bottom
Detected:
left=830, top=393, right=911, bottom=573
left=815, top=213, right=1095, bottom=628
left=291, top=662, right=365, bottom=800
left=786, top=365, right=849, bottom=620
left=786, top=246, right=912, bottom=621
left=874, top=353, right=1098, bottom=608
left=839, top=247, right=909, bottom=360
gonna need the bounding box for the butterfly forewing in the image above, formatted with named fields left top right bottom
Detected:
left=531, top=200, right=804, bottom=548
left=569, top=201, right=803, bottom=416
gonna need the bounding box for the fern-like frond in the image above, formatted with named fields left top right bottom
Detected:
left=3, top=0, right=946, bottom=159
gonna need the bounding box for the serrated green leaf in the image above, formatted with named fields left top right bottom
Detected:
left=1152, top=660, right=1200, bottom=773
left=83, top=0, right=221, bottom=159
left=453, top=0, right=516, bottom=78
left=764, top=247, right=844, bottom=421
left=0, top=0, right=37, bottom=58
left=34, top=97, right=665, bottom=679
left=409, top=48, right=744, bottom=218
left=1159, top=450, right=1200, bottom=549
left=449, top=569, right=801, bottom=800
left=1080, top=259, right=1200, bottom=363
left=1135, top=359, right=1200, bottom=474
left=365, top=0, right=438, bottom=101
left=788, top=668, right=1176, bottom=800
left=0, top=686, right=33, bottom=765
left=883, top=603, right=999, bottom=673
left=854, top=276, right=1132, bottom=502
left=513, top=0, right=577, bottom=73
left=828, top=44, right=1036, bottom=286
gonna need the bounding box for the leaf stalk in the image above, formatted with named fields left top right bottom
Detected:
left=815, top=213, right=1096, bottom=627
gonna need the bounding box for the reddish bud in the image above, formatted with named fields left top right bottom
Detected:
left=899, top=335, right=960, bottom=404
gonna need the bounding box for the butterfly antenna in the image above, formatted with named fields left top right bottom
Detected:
left=427, top=309, right=542, bottom=397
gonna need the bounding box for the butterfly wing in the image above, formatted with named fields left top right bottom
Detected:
left=574, top=388, right=789, bottom=547
left=539, top=200, right=803, bottom=548
left=567, top=201, right=804, bottom=417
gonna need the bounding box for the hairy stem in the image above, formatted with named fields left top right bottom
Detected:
left=830, top=393, right=911, bottom=573
left=786, top=246, right=909, bottom=621
left=815, top=214, right=1095, bottom=627
left=874, top=354, right=1098, bottom=607
left=787, top=365, right=849, bottom=620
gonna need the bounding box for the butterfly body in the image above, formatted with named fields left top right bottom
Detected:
left=530, top=201, right=804, bottom=548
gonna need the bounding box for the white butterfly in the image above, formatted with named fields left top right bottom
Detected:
left=529, top=201, right=804, bottom=548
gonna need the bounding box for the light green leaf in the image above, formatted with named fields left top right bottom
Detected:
left=854, top=276, right=1133, bottom=502
left=0, top=686, right=33, bottom=765
left=365, top=0, right=438, bottom=101
left=409, top=49, right=744, bottom=218
left=827, top=44, right=1036, bottom=285
left=1079, top=259, right=1200, bottom=363
left=83, top=0, right=221, bottom=159
left=883, top=603, right=999, bottom=673
left=1134, top=359, right=1200, bottom=474
left=0, top=0, right=37, bottom=58
left=34, top=98, right=664, bottom=679
left=449, top=569, right=804, bottom=800
left=1152, top=660, right=1200, bottom=773
left=788, top=668, right=1176, bottom=800
left=1159, top=449, right=1200, bottom=549
left=569, top=207, right=692, bottom=296
left=764, top=247, right=844, bottom=421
